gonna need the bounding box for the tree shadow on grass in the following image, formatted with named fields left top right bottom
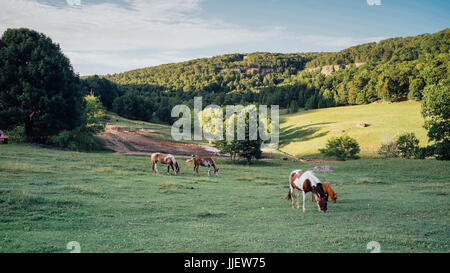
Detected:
left=279, top=122, right=334, bottom=146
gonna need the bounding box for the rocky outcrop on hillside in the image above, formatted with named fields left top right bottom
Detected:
left=307, top=62, right=365, bottom=75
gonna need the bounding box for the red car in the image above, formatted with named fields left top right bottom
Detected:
left=0, top=130, right=8, bottom=144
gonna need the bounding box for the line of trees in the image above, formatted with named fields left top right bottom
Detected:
left=1, top=27, right=448, bottom=159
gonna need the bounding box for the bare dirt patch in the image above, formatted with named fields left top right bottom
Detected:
left=97, top=128, right=220, bottom=157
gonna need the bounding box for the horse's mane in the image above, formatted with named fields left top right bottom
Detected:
left=315, top=183, right=327, bottom=199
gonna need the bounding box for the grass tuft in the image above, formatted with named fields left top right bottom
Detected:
left=64, top=184, right=105, bottom=196
left=158, top=181, right=185, bottom=194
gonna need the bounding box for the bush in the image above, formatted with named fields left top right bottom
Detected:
left=5, top=126, right=26, bottom=143
left=49, top=129, right=102, bottom=152
left=319, top=135, right=360, bottom=161
left=415, top=146, right=435, bottom=160
left=396, top=132, right=420, bottom=159
left=433, top=141, right=450, bottom=160
left=378, top=141, right=399, bottom=158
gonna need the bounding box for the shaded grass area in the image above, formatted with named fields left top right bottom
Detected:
left=0, top=144, right=449, bottom=252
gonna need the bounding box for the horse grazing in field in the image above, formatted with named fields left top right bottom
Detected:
left=186, top=155, right=219, bottom=177
left=151, top=153, right=180, bottom=175
left=285, top=170, right=328, bottom=212
left=311, top=182, right=337, bottom=203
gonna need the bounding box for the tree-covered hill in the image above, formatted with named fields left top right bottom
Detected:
left=82, top=29, right=449, bottom=124
left=103, top=52, right=321, bottom=93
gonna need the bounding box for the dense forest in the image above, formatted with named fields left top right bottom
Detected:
left=82, top=28, right=449, bottom=123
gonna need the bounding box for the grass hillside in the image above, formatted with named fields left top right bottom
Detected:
left=106, top=112, right=208, bottom=145
left=0, top=144, right=448, bottom=252
left=279, top=101, right=428, bottom=158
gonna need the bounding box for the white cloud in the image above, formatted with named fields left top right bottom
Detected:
left=367, top=0, right=382, bottom=6
left=66, top=0, right=81, bottom=6
left=0, top=0, right=282, bottom=75
left=0, top=0, right=386, bottom=75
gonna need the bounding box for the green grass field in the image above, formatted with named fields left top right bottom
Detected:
left=280, top=101, right=428, bottom=158
left=1, top=144, right=448, bottom=252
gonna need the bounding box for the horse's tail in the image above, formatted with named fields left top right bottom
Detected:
left=151, top=153, right=157, bottom=172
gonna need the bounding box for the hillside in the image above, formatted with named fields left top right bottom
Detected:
left=81, top=29, right=449, bottom=125
left=97, top=101, right=427, bottom=159
left=96, top=112, right=219, bottom=157
left=279, top=101, right=428, bottom=158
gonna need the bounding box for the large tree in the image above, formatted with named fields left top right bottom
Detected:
left=0, top=28, right=82, bottom=142
left=421, top=81, right=450, bottom=160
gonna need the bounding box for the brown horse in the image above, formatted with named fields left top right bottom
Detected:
left=311, top=182, right=337, bottom=203
left=151, top=153, right=180, bottom=175
left=186, top=155, right=219, bottom=176
left=285, top=169, right=328, bottom=212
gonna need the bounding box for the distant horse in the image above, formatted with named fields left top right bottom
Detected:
left=186, top=155, right=219, bottom=176
left=311, top=182, right=337, bottom=203
left=151, top=153, right=180, bottom=175
left=285, top=170, right=328, bottom=212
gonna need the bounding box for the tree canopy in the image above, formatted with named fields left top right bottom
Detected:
left=0, top=28, right=82, bottom=141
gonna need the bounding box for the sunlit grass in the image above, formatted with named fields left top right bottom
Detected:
left=280, top=101, right=427, bottom=158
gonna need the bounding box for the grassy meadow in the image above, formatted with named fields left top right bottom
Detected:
left=1, top=144, right=449, bottom=252
left=280, top=101, right=428, bottom=158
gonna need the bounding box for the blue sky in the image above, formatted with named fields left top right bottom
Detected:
left=0, top=0, right=448, bottom=75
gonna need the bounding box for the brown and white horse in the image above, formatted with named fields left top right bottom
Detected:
left=151, top=153, right=180, bottom=175
left=186, top=155, right=219, bottom=176
left=285, top=170, right=328, bottom=212
left=311, top=182, right=337, bottom=203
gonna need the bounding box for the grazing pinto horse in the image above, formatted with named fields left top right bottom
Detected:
left=311, top=182, right=337, bottom=203
left=186, top=155, right=219, bottom=176
left=151, top=153, right=180, bottom=175
left=285, top=170, right=328, bottom=212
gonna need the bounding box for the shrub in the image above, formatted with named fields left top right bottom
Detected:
left=319, top=135, right=360, bottom=161
left=415, top=146, right=435, bottom=160
left=49, top=129, right=102, bottom=152
left=378, top=141, right=399, bottom=158
left=396, top=133, right=420, bottom=159
left=6, top=126, right=26, bottom=143
left=433, top=141, right=450, bottom=160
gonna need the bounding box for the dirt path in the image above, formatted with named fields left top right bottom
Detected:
left=97, top=128, right=220, bottom=157
left=98, top=126, right=332, bottom=162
